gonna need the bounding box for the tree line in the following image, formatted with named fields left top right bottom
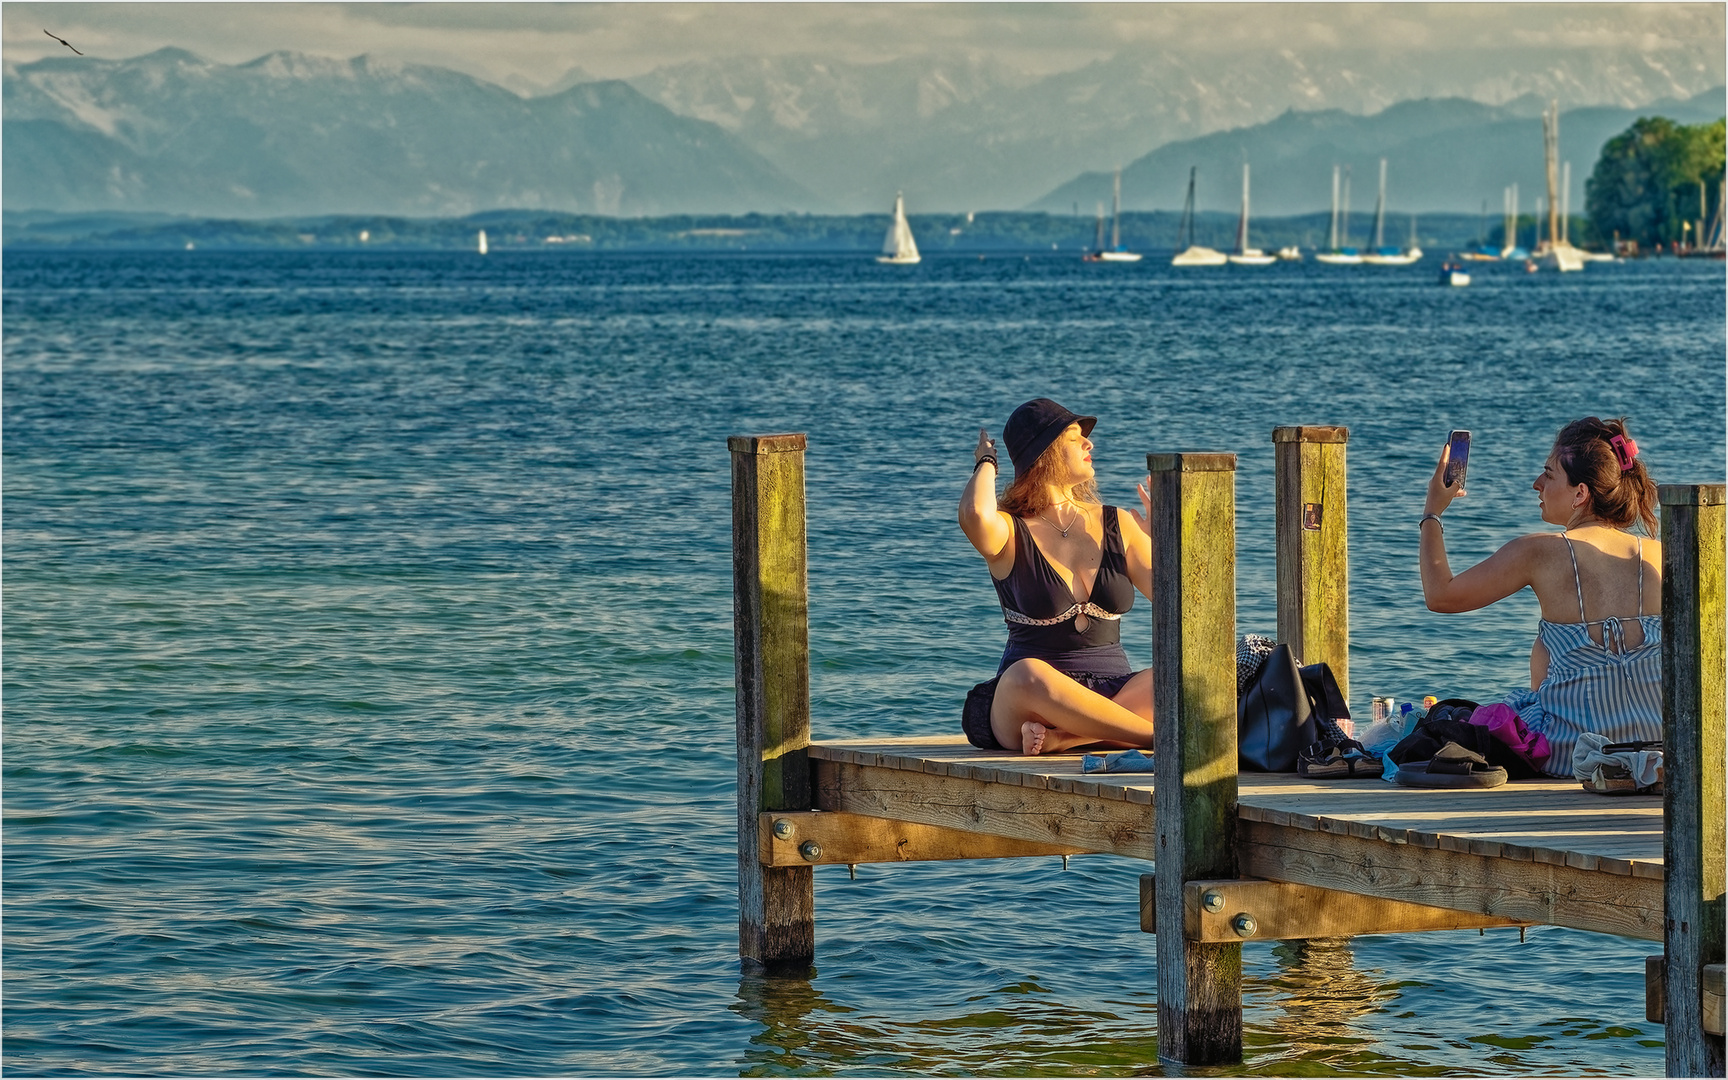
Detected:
left=1587, top=115, right=1725, bottom=250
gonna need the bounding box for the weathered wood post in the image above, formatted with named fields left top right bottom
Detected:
left=1661, top=482, right=1725, bottom=1077
left=1272, top=426, right=1349, bottom=700
left=731, top=433, right=815, bottom=971
left=1149, top=451, right=1240, bottom=1065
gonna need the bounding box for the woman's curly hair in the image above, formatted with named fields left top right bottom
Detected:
left=1553, top=416, right=1658, bottom=536
left=998, top=441, right=1099, bottom=518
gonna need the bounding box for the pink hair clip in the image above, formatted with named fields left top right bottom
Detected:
left=1609, top=433, right=1638, bottom=472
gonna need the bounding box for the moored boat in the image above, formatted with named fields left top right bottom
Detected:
left=1171, top=166, right=1227, bottom=266
left=1361, top=160, right=1422, bottom=265
left=1227, top=164, right=1276, bottom=265
left=1316, top=164, right=1361, bottom=263
left=1091, top=169, right=1142, bottom=262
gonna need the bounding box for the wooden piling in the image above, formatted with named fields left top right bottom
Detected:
left=1660, top=482, right=1726, bottom=1077
left=731, top=433, right=815, bottom=971
left=1149, top=451, right=1241, bottom=1066
left=1272, top=426, right=1349, bottom=699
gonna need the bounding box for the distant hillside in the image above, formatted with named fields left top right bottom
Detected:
left=1030, top=90, right=1728, bottom=216
left=2, top=49, right=816, bottom=217
left=3, top=207, right=1504, bottom=254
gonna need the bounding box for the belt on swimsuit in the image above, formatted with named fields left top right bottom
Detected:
left=1002, top=603, right=1122, bottom=627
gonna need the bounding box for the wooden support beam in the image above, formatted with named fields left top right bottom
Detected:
left=1644, top=958, right=1725, bottom=1037
left=1140, top=877, right=1527, bottom=941
left=813, top=760, right=1156, bottom=858
left=1272, top=426, right=1350, bottom=700
left=1710, top=964, right=1727, bottom=1037
left=1239, top=818, right=1663, bottom=941
left=758, top=810, right=1090, bottom=867
left=732, top=433, right=815, bottom=971
left=1149, top=450, right=1241, bottom=1066
left=1661, top=482, right=1726, bottom=1076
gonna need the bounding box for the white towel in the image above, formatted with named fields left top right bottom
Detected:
left=1570, top=731, right=1662, bottom=789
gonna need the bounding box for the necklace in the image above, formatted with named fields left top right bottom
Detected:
left=1042, top=502, right=1081, bottom=538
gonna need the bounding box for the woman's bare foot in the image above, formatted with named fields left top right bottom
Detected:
left=1021, top=721, right=1049, bottom=756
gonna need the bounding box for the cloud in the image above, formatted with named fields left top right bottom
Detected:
left=3, top=2, right=1721, bottom=89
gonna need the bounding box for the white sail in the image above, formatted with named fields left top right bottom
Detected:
left=477, top=229, right=488, bottom=255
left=877, top=193, right=921, bottom=264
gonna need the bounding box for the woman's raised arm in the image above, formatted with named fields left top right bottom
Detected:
left=959, top=427, right=1013, bottom=561
left=1419, top=440, right=1535, bottom=612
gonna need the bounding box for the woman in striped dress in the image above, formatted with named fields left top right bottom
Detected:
left=1418, top=417, right=1661, bottom=776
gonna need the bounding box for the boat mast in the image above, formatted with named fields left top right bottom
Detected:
left=1238, top=163, right=1251, bottom=255
left=1329, top=165, right=1340, bottom=250
left=1112, top=169, right=1122, bottom=251
left=1561, top=160, right=1571, bottom=244
left=1180, top=166, right=1198, bottom=249
left=1373, top=159, right=1387, bottom=249
left=1555, top=100, right=1569, bottom=252
left=1341, top=166, right=1352, bottom=248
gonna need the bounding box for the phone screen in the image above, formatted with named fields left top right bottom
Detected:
left=1445, top=430, right=1471, bottom=487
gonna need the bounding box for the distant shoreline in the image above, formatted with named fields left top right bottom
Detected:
left=4, top=208, right=1565, bottom=254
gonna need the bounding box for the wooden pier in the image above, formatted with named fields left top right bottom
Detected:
left=730, top=428, right=1725, bottom=1074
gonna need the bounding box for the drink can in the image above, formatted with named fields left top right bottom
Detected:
left=1382, top=696, right=1395, bottom=720
left=1371, top=697, right=1389, bottom=723
left=1422, top=696, right=1438, bottom=709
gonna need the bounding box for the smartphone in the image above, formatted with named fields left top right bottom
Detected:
left=1444, top=430, right=1471, bottom=488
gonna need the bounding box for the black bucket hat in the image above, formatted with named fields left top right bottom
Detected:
left=1003, top=398, right=1097, bottom=476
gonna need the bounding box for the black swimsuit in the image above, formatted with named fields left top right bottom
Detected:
left=961, top=507, right=1139, bottom=750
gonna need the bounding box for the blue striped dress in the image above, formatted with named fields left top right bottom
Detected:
left=1503, top=533, right=1663, bottom=778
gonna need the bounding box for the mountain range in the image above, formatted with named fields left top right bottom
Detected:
left=3, top=44, right=1722, bottom=218
left=3, top=49, right=811, bottom=217
left=631, top=44, right=1727, bottom=212
left=1031, top=90, right=1728, bottom=219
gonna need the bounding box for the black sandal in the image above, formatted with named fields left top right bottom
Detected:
left=1395, top=741, right=1508, bottom=789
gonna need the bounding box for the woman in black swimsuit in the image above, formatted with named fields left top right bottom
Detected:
left=959, top=398, right=1156, bottom=756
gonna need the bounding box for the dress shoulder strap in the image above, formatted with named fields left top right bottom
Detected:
left=1561, top=531, right=1586, bottom=623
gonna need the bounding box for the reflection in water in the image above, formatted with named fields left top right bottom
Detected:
left=732, top=968, right=1168, bottom=1076
left=1246, top=937, right=1406, bottom=1070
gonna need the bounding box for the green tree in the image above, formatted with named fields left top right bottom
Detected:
left=1586, top=116, right=1726, bottom=249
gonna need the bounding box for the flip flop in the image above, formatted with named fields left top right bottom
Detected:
left=1081, top=748, right=1155, bottom=774
left=1395, top=741, right=1507, bottom=789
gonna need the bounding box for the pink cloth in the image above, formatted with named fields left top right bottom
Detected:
left=1469, top=703, right=1551, bottom=769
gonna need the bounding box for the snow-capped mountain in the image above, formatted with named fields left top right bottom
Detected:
left=4, top=49, right=816, bottom=216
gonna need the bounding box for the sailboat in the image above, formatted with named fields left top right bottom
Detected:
left=1093, top=170, right=1142, bottom=262
left=877, top=192, right=921, bottom=265
left=477, top=229, right=489, bottom=255
left=1227, top=163, right=1276, bottom=266
left=1362, top=159, right=1422, bottom=265
left=1315, top=164, right=1362, bottom=264
left=1171, top=167, right=1228, bottom=266
left=1535, top=102, right=1585, bottom=272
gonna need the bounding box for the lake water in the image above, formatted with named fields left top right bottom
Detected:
left=4, top=250, right=1723, bottom=1076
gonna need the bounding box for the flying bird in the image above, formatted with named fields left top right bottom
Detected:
left=44, top=29, right=83, bottom=55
